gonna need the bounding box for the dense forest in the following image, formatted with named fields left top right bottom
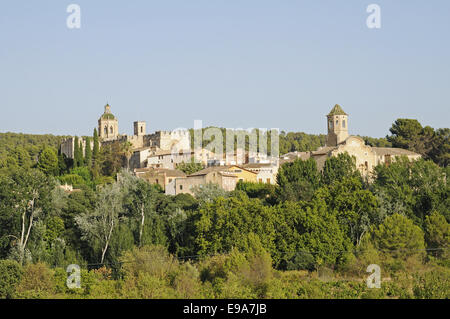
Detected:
left=0, top=119, right=448, bottom=299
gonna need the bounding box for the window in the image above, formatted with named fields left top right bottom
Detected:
left=140, top=126, right=143, bottom=133
left=180, top=185, right=183, bottom=190
left=343, top=120, right=346, bottom=128
left=259, top=178, right=263, bottom=183
left=104, top=126, right=107, bottom=135
left=110, top=126, right=113, bottom=134
left=169, top=178, right=172, bottom=183
left=336, top=119, right=339, bottom=125
left=156, top=179, right=159, bottom=184
left=267, top=178, right=271, bottom=183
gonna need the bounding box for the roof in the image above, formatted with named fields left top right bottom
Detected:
left=101, top=113, right=116, bottom=120
left=279, top=152, right=311, bottom=165
left=311, top=146, right=337, bottom=156
left=242, top=163, right=274, bottom=169
left=135, top=167, right=186, bottom=177
left=188, top=166, right=234, bottom=176
left=327, top=104, right=348, bottom=116
left=372, top=147, right=420, bottom=156
left=148, top=149, right=193, bottom=157
left=187, top=165, right=255, bottom=177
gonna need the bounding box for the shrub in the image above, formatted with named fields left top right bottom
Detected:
left=413, top=269, right=450, bottom=299
left=16, top=263, right=55, bottom=298
left=0, top=259, right=23, bottom=299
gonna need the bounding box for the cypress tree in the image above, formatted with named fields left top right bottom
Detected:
left=78, top=139, right=85, bottom=166
left=73, top=136, right=80, bottom=168
left=85, top=136, right=92, bottom=167
left=93, top=128, right=100, bottom=161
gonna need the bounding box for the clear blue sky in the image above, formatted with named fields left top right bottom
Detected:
left=0, top=0, right=449, bottom=137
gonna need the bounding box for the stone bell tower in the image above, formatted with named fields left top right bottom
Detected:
left=98, top=103, right=119, bottom=141
left=326, top=104, right=349, bottom=147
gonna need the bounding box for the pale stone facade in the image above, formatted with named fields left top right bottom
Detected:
left=59, top=137, right=94, bottom=159
left=98, top=104, right=119, bottom=141
left=173, top=170, right=238, bottom=196
left=145, top=150, right=194, bottom=170
left=134, top=167, right=186, bottom=192
left=61, top=104, right=191, bottom=162
left=242, top=163, right=279, bottom=184
left=326, top=104, right=349, bottom=147
left=310, top=105, right=421, bottom=177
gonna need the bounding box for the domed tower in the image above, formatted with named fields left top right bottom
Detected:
left=98, top=103, right=119, bottom=141
left=326, top=104, right=349, bottom=146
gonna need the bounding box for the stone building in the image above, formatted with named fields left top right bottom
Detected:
left=242, top=163, right=279, bottom=184
left=134, top=167, right=186, bottom=193
left=310, top=105, right=421, bottom=176
left=61, top=103, right=191, bottom=162
left=98, top=104, right=119, bottom=141
left=59, top=137, right=94, bottom=159
left=173, top=168, right=238, bottom=196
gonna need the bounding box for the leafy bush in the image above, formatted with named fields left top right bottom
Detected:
left=0, top=259, right=23, bottom=298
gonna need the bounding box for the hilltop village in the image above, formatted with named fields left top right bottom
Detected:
left=60, top=104, right=420, bottom=194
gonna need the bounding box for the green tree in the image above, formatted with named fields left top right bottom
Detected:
left=121, top=141, right=134, bottom=171
left=120, top=171, right=160, bottom=247
left=75, top=181, right=124, bottom=264
left=176, top=161, right=204, bottom=175
left=93, top=128, right=100, bottom=160
left=424, top=211, right=450, bottom=258
left=193, top=193, right=276, bottom=260
left=386, top=119, right=438, bottom=161
left=37, top=147, right=59, bottom=176
left=0, top=168, right=54, bottom=264
left=192, top=182, right=229, bottom=204
left=85, top=137, right=92, bottom=168
left=276, top=158, right=320, bottom=202
left=73, top=137, right=81, bottom=168
left=429, top=128, right=450, bottom=167
left=314, top=177, right=379, bottom=245
left=373, top=158, right=449, bottom=224
left=321, top=153, right=360, bottom=185
left=370, top=213, right=425, bottom=259
left=0, top=259, right=23, bottom=298
left=235, top=181, right=277, bottom=205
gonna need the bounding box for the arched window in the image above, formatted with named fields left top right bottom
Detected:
left=141, top=126, right=143, bottom=133
left=343, top=120, right=346, bottom=128
left=104, top=126, right=107, bottom=135
left=336, top=119, right=339, bottom=125
left=110, top=126, right=113, bottom=134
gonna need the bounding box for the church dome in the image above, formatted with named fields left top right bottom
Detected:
left=101, top=113, right=115, bottom=120
left=100, top=103, right=116, bottom=120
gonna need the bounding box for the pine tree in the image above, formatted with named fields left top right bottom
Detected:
left=85, top=136, right=92, bottom=167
